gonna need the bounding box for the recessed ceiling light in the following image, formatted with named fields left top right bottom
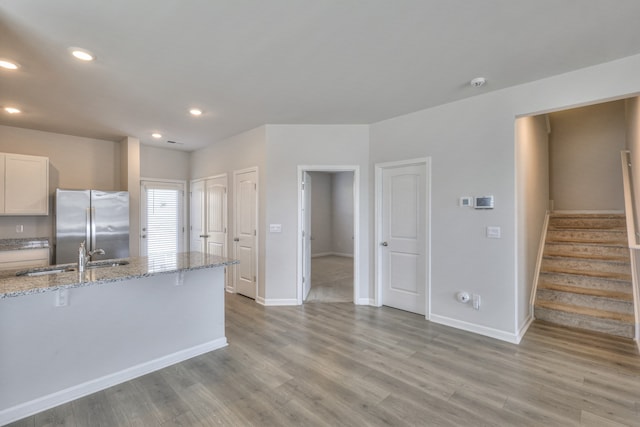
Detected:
left=470, top=77, right=486, bottom=88
left=189, top=108, right=203, bottom=116
left=0, top=60, right=19, bottom=70
left=152, top=133, right=162, bottom=139
left=4, top=107, right=21, bottom=114
left=69, top=47, right=95, bottom=62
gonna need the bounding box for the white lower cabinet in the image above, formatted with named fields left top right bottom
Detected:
left=0, top=248, right=50, bottom=270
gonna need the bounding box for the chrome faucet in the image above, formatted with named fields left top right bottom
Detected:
left=78, top=241, right=105, bottom=272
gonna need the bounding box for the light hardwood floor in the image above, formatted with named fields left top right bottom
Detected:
left=305, top=255, right=353, bottom=303
left=9, top=294, right=640, bottom=426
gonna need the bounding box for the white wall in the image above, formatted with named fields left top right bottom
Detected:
left=549, top=100, right=626, bottom=211
left=370, top=53, right=640, bottom=342
left=309, top=172, right=332, bottom=256
left=516, top=114, right=549, bottom=330
left=332, top=171, right=354, bottom=256
left=141, top=144, right=190, bottom=181
left=190, top=126, right=267, bottom=297
left=309, top=171, right=354, bottom=257
left=264, top=125, right=369, bottom=303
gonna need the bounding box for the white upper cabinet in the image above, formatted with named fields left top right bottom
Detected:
left=0, top=153, right=49, bottom=215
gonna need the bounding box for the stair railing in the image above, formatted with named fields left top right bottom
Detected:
left=620, top=150, right=640, bottom=344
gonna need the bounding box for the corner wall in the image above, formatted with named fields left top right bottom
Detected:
left=190, top=126, right=267, bottom=298
left=264, top=125, right=369, bottom=304
left=515, top=115, right=549, bottom=331
left=370, top=53, right=640, bottom=341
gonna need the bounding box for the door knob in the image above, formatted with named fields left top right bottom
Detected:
left=381, top=241, right=388, bottom=246
left=199, top=234, right=210, bottom=238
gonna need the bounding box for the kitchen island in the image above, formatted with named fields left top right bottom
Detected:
left=0, top=252, right=236, bottom=425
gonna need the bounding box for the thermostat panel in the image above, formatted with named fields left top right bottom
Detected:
left=475, top=195, right=494, bottom=209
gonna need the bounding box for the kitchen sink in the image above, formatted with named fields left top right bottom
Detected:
left=86, top=260, right=130, bottom=269
left=16, top=260, right=129, bottom=276
left=16, top=266, right=76, bottom=276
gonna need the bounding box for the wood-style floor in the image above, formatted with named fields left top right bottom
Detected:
left=305, top=255, right=353, bottom=303
left=9, top=294, right=640, bottom=426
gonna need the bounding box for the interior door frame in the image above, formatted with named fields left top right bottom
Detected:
left=374, top=158, right=431, bottom=319
left=296, top=165, right=360, bottom=305
left=139, top=177, right=187, bottom=256
left=232, top=166, right=259, bottom=298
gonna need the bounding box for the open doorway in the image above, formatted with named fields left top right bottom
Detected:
left=297, top=166, right=360, bottom=305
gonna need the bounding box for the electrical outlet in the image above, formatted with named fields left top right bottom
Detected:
left=55, top=289, right=69, bottom=307
left=15, top=225, right=23, bottom=233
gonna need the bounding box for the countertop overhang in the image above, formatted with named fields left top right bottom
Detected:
left=0, top=251, right=237, bottom=299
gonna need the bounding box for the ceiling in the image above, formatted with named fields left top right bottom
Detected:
left=2, top=1, right=640, bottom=151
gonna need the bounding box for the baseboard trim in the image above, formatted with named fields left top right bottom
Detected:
left=261, top=298, right=299, bottom=306
left=551, top=209, right=625, bottom=214
left=0, top=338, right=228, bottom=426
left=516, top=314, right=534, bottom=344
left=357, top=298, right=374, bottom=305
left=311, top=252, right=354, bottom=259
left=430, top=314, right=519, bottom=344
left=255, top=296, right=266, bottom=305
left=225, top=286, right=235, bottom=293
left=311, top=252, right=332, bottom=258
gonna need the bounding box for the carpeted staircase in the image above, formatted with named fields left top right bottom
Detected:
left=534, top=213, right=636, bottom=338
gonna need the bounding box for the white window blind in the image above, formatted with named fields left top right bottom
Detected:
left=142, top=182, right=184, bottom=256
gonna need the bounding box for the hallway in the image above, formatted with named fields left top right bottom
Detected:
left=305, top=255, right=353, bottom=303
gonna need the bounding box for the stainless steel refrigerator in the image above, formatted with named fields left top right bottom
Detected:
left=55, top=189, right=130, bottom=264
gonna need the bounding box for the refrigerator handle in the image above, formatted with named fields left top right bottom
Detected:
left=85, top=208, right=92, bottom=251
left=91, top=207, right=97, bottom=251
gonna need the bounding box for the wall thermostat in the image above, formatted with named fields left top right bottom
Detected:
left=474, top=195, right=494, bottom=209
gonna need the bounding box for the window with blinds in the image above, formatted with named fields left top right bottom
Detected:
left=142, top=182, right=184, bottom=256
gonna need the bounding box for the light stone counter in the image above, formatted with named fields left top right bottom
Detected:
left=0, top=251, right=237, bottom=299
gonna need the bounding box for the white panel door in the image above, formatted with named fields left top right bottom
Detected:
left=380, top=164, right=427, bottom=315
left=190, top=180, right=205, bottom=253
left=205, top=177, right=227, bottom=257
left=233, top=169, right=257, bottom=299
left=302, top=172, right=312, bottom=300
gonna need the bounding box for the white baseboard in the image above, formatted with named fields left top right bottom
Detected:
left=332, top=252, right=354, bottom=258
left=260, top=298, right=299, bottom=306
left=430, top=314, right=519, bottom=344
left=311, top=252, right=332, bottom=258
left=0, top=338, right=228, bottom=426
left=356, top=298, right=374, bottom=305
left=516, top=315, right=534, bottom=344
left=225, top=286, right=235, bottom=293
left=256, top=296, right=266, bottom=305
left=311, top=252, right=354, bottom=258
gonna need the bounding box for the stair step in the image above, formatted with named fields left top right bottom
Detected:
left=543, top=242, right=629, bottom=262
left=546, top=229, right=627, bottom=245
left=534, top=300, right=634, bottom=323
left=548, top=214, right=626, bottom=230
left=534, top=307, right=635, bottom=338
left=538, top=271, right=631, bottom=293
left=540, top=265, right=631, bottom=281
left=536, top=289, right=634, bottom=314
left=537, top=282, right=633, bottom=301
left=541, top=257, right=630, bottom=278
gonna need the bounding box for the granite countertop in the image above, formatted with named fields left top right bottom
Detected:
left=0, top=237, right=50, bottom=251
left=0, top=251, right=237, bottom=299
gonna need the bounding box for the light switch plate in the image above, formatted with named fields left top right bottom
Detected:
left=486, top=226, right=501, bottom=239
left=269, top=224, right=282, bottom=233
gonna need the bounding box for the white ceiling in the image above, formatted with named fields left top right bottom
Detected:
left=2, top=0, right=640, bottom=151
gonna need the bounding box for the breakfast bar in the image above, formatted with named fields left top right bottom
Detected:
left=0, top=252, right=236, bottom=425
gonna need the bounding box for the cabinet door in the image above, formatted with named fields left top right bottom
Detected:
left=4, top=154, right=49, bottom=215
